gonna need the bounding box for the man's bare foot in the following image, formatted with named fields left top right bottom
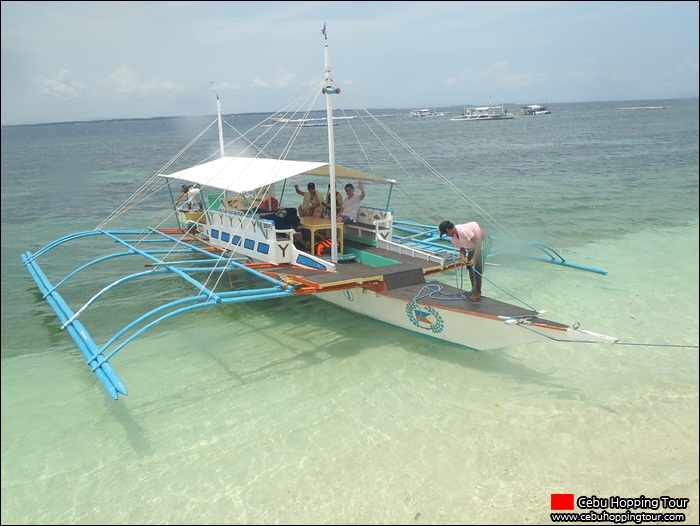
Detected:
left=468, top=294, right=481, bottom=302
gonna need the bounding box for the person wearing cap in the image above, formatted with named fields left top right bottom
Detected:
left=295, top=182, right=322, bottom=218
left=438, top=220, right=489, bottom=301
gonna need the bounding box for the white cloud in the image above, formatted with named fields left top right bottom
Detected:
left=102, top=64, right=184, bottom=94
left=37, top=70, right=86, bottom=99
left=251, top=68, right=298, bottom=89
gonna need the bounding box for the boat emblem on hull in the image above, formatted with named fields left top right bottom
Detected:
left=406, top=302, right=444, bottom=333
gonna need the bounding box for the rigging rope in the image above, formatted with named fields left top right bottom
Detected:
left=507, top=321, right=699, bottom=348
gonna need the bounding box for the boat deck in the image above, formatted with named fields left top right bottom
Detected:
left=282, top=242, right=435, bottom=284
left=378, top=281, right=565, bottom=326
left=263, top=242, right=564, bottom=326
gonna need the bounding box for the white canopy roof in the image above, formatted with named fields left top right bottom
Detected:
left=160, top=156, right=393, bottom=193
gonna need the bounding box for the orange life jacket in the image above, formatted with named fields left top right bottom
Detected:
left=316, top=238, right=336, bottom=257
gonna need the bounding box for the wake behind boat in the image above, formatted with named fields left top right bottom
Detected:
left=21, top=27, right=617, bottom=399
left=617, top=106, right=671, bottom=110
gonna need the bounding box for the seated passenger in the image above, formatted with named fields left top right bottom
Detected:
left=295, top=182, right=322, bottom=218
left=339, top=181, right=365, bottom=223
left=322, top=185, right=344, bottom=222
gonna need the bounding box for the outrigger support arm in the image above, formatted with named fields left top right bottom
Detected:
left=21, top=228, right=298, bottom=400
left=390, top=222, right=609, bottom=276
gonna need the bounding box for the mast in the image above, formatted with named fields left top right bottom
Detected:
left=322, top=22, right=340, bottom=263
left=216, top=93, right=225, bottom=158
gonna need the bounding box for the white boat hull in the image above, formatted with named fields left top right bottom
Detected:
left=315, top=287, right=610, bottom=351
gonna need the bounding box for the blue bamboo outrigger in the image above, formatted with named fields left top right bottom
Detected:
left=21, top=27, right=617, bottom=399
left=22, top=228, right=299, bottom=398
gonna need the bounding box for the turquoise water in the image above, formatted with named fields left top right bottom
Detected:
left=2, top=99, right=698, bottom=524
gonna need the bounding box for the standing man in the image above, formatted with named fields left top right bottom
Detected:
left=439, top=220, right=489, bottom=301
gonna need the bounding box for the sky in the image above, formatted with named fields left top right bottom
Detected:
left=1, top=1, right=698, bottom=125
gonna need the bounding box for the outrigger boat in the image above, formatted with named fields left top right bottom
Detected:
left=518, top=104, right=551, bottom=116
left=410, top=108, right=445, bottom=117
left=21, top=27, right=617, bottom=400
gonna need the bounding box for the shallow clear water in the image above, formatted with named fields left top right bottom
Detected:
left=2, top=98, right=698, bottom=524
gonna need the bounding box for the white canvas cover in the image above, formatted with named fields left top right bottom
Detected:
left=160, top=156, right=393, bottom=193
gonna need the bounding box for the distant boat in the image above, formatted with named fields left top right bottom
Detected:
left=410, top=108, right=445, bottom=117
left=451, top=100, right=514, bottom=121
left=293, top=120, right=338, bottom=127
left=518, top=104, right=551, bottom=116
left=617, top=106, right=671, bottom=111
left=288, top=116, right=354, bottom=127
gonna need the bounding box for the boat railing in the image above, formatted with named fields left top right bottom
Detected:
left=378, top=238, right=446, bottom=268
left=344, top=206, right=394, bottom=245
